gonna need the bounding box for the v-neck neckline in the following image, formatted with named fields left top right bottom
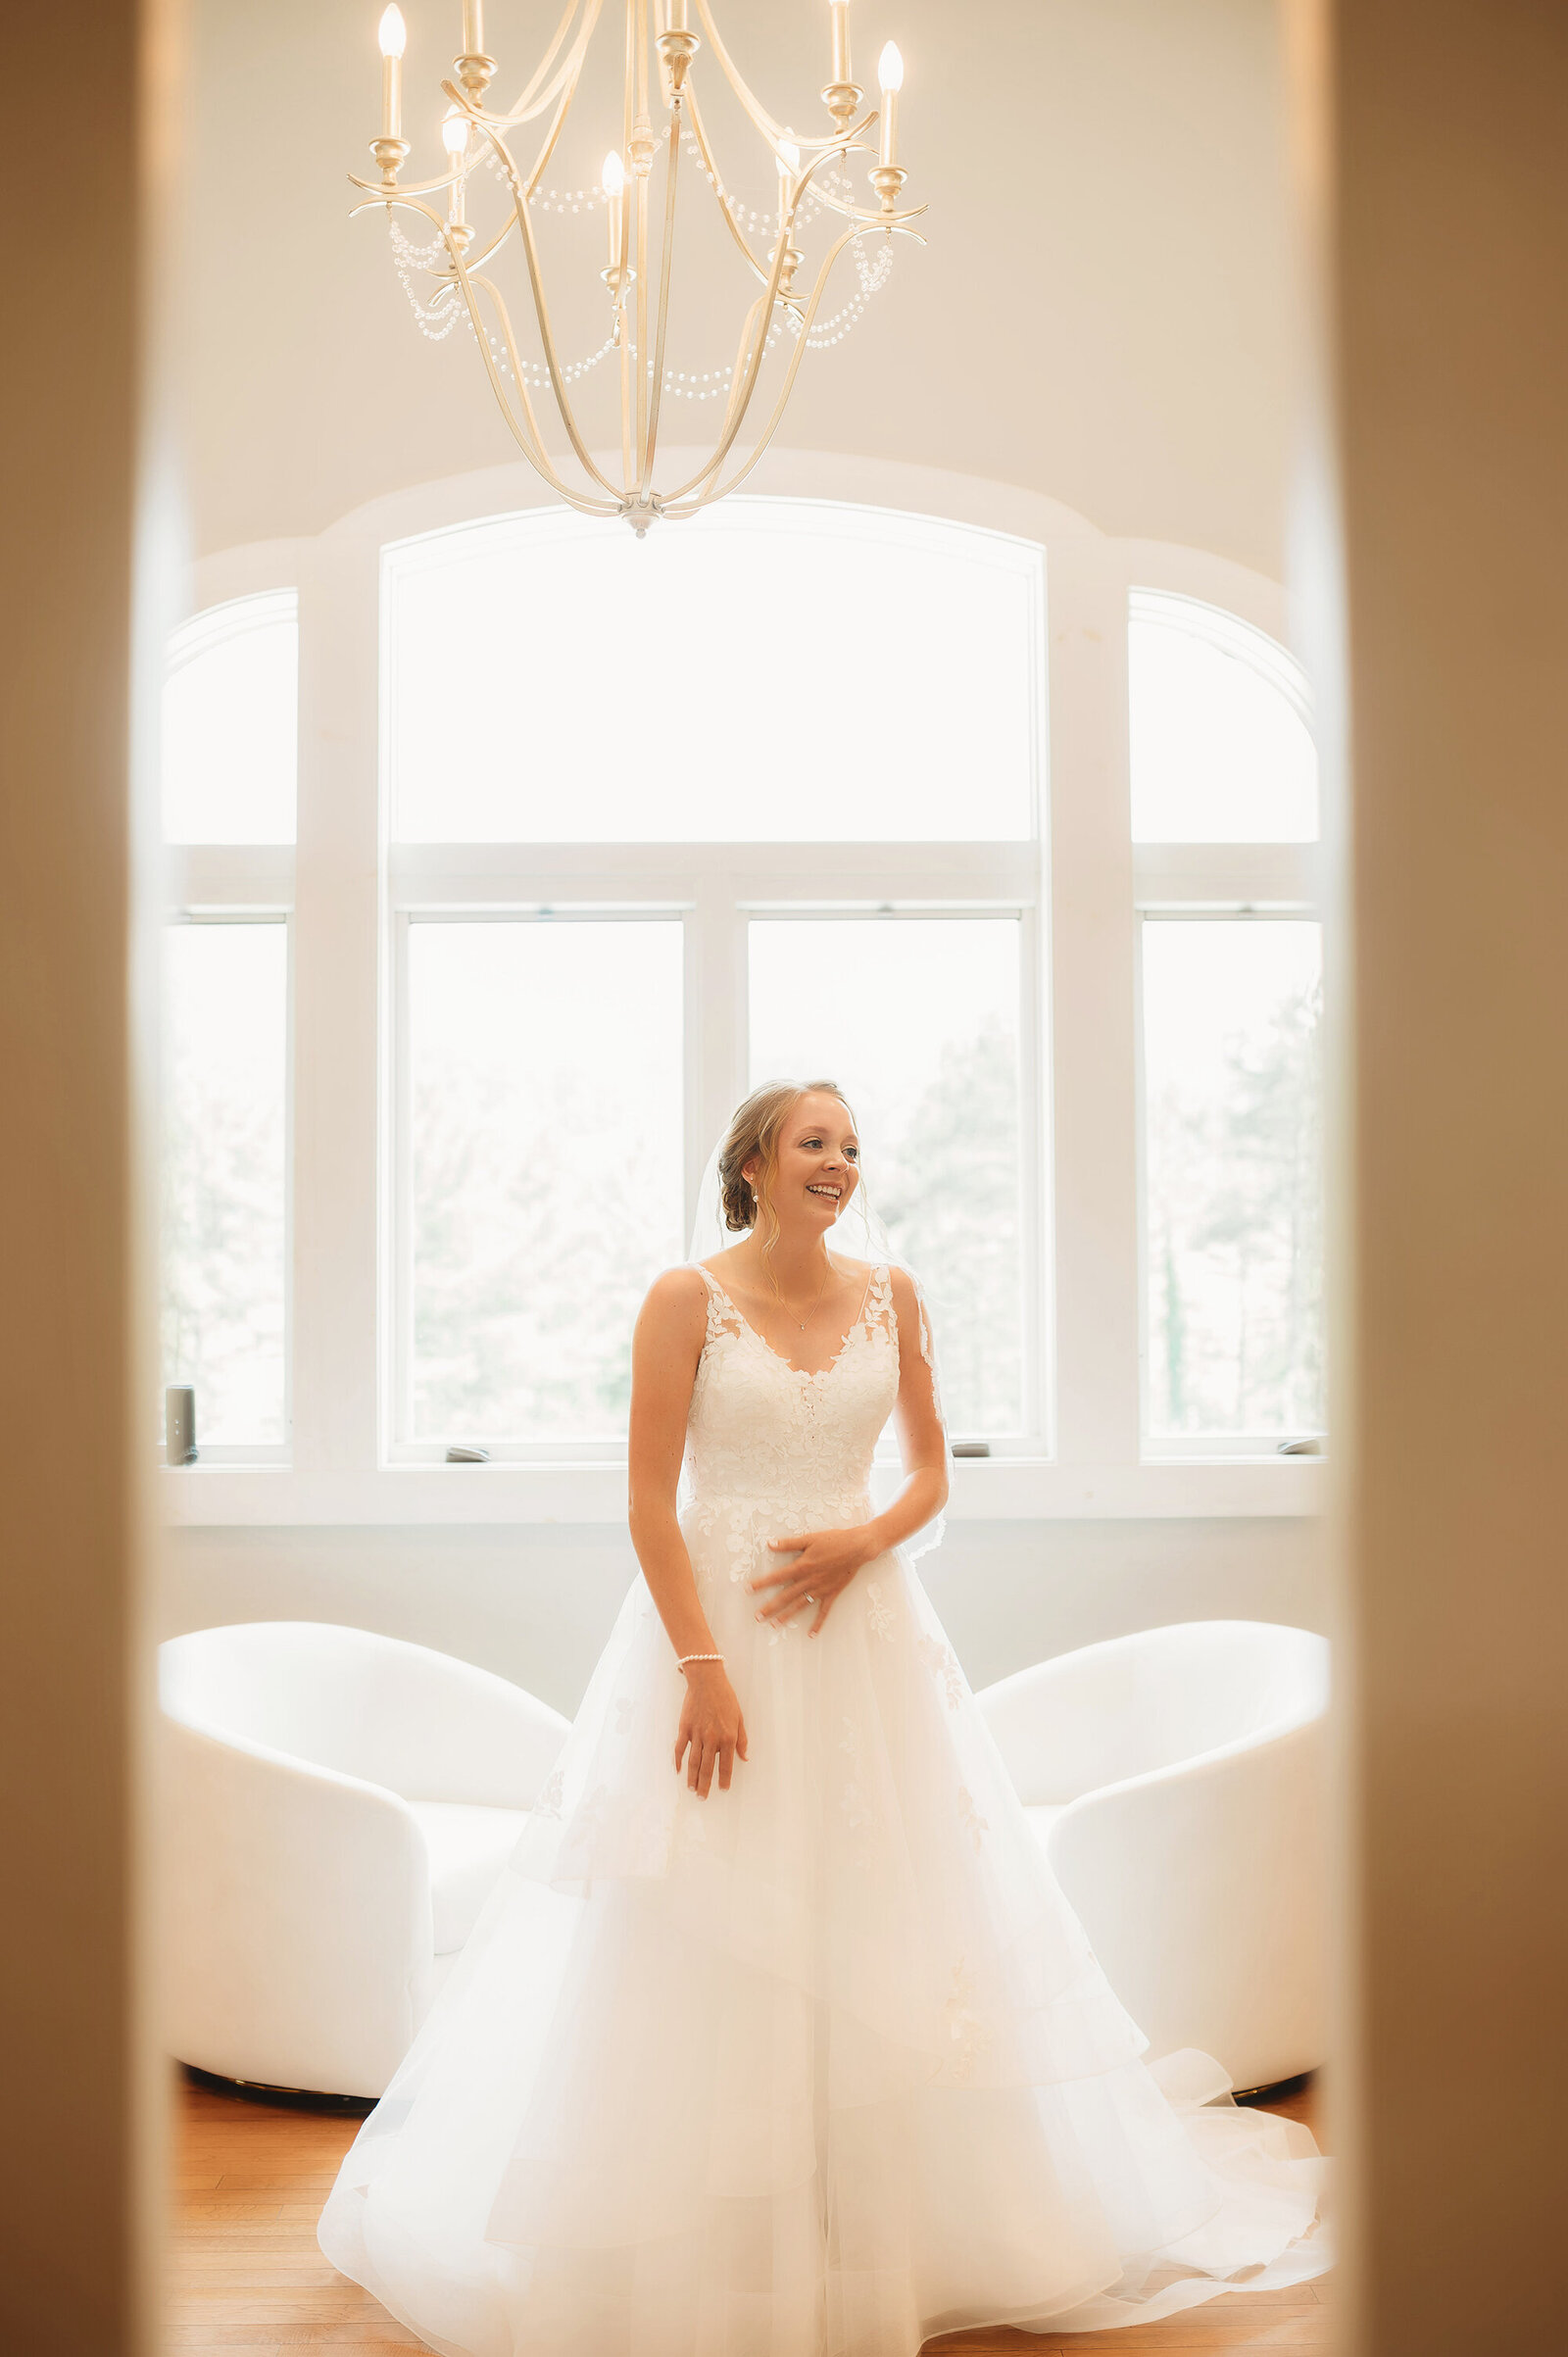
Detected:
left=701, top=1263, right=878, bottom=1381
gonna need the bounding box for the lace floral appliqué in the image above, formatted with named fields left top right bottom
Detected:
left=864, top=1581, right=896, bottom=1641
left=918, top=1633, right=964, bottom=1707
left=956, top=1787, right=990, bottom=1850
left=943, top=1960, right=992, bottom=2084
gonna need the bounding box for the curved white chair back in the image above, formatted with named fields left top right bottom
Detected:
left=161, top=1620, right=567, bottom=1807
left=978, top=1621, right=1330, bottom=2089
left=160, top=1622, right=569, bottom=2096
left=978, top=1619, right=1328, bottom=1804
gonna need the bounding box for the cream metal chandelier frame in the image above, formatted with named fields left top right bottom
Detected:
left=351, top=1, right=925, bottom=531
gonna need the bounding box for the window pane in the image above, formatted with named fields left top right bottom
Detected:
left=1130, top=590, right=1317, bottom=842
left=162, top=922, right=289, bottom=1446
left=408, top=921, right=684, bottom=1441
left=748, top=918, right=1026, bottom=1437
left=163, top=592, right=298, bottom=843
left=389, top=503, right=1038, bottom=842
left=1143, top=920, right=1324, bottom=1440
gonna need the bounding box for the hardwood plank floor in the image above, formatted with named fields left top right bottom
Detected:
left=169, top=2071, right=1327, bottom=2355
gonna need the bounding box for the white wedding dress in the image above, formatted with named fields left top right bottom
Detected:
left=318, top=1265, right=1326, bottom=2355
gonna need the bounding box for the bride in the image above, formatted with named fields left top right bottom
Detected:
left=318, top=1080, right=1327, bottom=2355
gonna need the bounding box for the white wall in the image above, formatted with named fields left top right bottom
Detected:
left=161, top=1519, right=1325, bottom=1717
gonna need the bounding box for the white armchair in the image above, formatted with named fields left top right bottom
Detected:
left=977, top=1620, right=1329, bottom=2091
left=159, top=1622, right=569, bottom=2099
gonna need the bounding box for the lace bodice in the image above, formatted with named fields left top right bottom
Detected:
left=684, top=1264, right=900, bottom=1525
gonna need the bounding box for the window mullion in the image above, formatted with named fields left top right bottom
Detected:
left=1049, top=541, right=1142, bottom=1473
left=289, top=532, right=382, bottom=1479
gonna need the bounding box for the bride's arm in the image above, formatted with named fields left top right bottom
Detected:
left=752, top=1265, right=950, bottom=1636
left=628, top=1269, right=749, bottom=1798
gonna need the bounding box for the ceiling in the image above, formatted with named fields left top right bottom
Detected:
left=177, top=0, right=1298, bottom=574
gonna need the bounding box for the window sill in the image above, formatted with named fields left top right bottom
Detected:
left=160, top=1456, right=1325, bottom=1527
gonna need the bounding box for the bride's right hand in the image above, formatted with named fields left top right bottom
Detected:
left=674, top=1662, right=749, bottom=1798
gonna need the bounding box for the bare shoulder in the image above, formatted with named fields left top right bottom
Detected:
left=886, top=1264, right=922, bottom=1318
left=637, top=1263, right=710, bottom=1342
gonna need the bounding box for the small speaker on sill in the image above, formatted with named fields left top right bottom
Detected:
left=950, top=1439, right=990, bottom=1459
left=166, top=1386, right=197, bottom=1465
left=446, top=1445, right=491, bottom=1463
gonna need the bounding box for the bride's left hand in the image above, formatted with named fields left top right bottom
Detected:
left=749, top=1526, right=876, bottom=1637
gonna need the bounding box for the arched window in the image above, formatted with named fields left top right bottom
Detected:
left=1129, top=588, right=1316, bottom=843
left=163, top=589, right=298, bottom=843
left=386, top=502, right=1037, bottom=845
left=1131, top=591, right=1324, bottom=1450
left=386, top=501, right=1045, bottom=1453
left=161, top=474, right=1332, bottom=1519
left=160, top=592, right=296, bottom=1455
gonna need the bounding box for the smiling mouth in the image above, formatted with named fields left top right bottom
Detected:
left=807, top=1183, right=843, bottom=1202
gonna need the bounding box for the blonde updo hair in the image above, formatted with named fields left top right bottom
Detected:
left=717, top=1079, right=857, bottom=1249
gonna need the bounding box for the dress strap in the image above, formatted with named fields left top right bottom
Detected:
left=695, top=1263, right=743, bottom=1348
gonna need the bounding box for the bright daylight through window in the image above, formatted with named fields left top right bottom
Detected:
left=162, top=920, right=289, bottom=1449
left=390, top=498, right=1044, bottom=1459
left=163, top=590, right=298, bottom=844
left=158, top=504, right=1329, bottom=1494
left=749, top=916, right=1028, bottom=1440
left=404, top=918, right=685, bottom=1444
left=1131, top=590, right=1324, bottom=1452
left=1143, top=920, right=1323, bottom=1443
left=161, top=591, right=297, bottom=1456
left=387, top=503, right=1037, bottom=843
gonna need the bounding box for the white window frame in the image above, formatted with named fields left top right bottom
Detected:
left=161, top=589, right=300, bottom=1464
left=161, top=450, right=1325, bottom=1525
left=1128, top=588, right=1325, bottom=1462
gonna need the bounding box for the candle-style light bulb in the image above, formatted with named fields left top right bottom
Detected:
left=829, top=1, right=853, bottom=88
left=443, top=109, right=469, bottom=227
left=602, top=151, right=626, bottom=270
left=877, top=40, right=903, bottom=168
left=777, top=133, right=800, bottom=227
left=378, top=4, right=407, bottom=141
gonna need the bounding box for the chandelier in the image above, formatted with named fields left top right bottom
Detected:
left=351, top=2, right=924, bottom=532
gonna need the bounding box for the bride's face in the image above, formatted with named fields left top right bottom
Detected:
left=752, top=1093, right=860, bottom=1235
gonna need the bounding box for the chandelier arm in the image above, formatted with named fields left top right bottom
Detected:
left=482, top=130, right=623, bottom=500
left=669, top=294, right=767, bottom=510
left=462, top=270, right=620, bottom=513
left=690, top=0, right=800, bottom=151
left=663, top=222, right=873, bottom=516
left=682, top=83, right=780, bottom=291
left=632, top=0, right=650, bottom=484
left=347, top=197, right=520, bottom=296
left=783, top=135, right=928, bottom=232
left=662, top=289, right=774, bottom=508
left=349, top=166, right=473, bottom=203
left=462, top=272, right=564, bottom=481
left=619, top=316, right=634, bottom=492
left=659, top=152, right=865, bottom=507
left=521, top=71, right=582, bottom=200
left=639, top=104, right=683, bottom=498
left=484, top=0, right=601, bottom=134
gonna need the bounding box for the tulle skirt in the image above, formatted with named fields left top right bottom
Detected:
left=318, top=1513, right=1327, bottom=2354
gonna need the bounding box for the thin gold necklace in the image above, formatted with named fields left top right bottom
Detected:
left=777, top=1256, right=834, bottom=1333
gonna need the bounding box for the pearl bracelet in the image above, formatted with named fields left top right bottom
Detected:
left=677, top=1651, right=724, bottom=1668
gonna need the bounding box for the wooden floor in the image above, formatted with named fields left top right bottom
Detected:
left=170, top=2072, right=1328, bottom=2354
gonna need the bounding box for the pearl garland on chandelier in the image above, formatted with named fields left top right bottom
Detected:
left=352, top=1, right=925, bottom=533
